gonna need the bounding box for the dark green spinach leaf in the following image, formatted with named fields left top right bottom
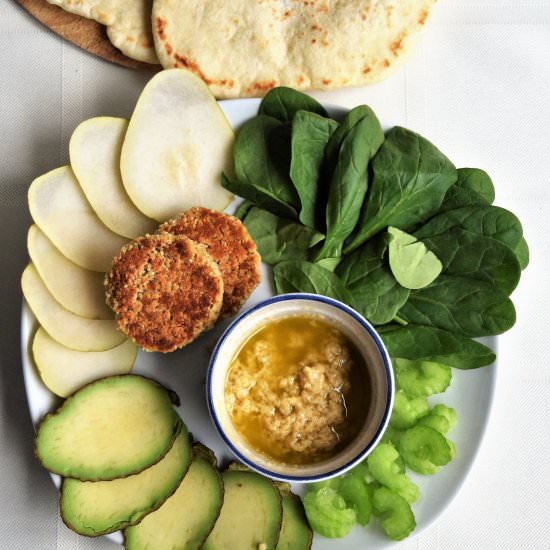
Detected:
left=398, top=275, right=516, bottom=337
left=514, top=236, right=530, bottom=270
left=378, top=325, right=496, bottom=369
left=455, top=168, right=495, bottom=203
left=273, top=260, right=353, bottom=303
left=316, top=106, right=384, bottom=260
left=242, top=207, right=324, bottom=264
left=420, top=227, right=521, bottom=296
left=290, top=111, right=338, bottom=229
left=345, top=127, right=457, bottom=254
left=414, top=205, right=523, bottom=252
left=259, top=87, right=328, bottom=121
left=226, top=115, right=299, bottom=218
left=336, top=238, right=410, bottom=325
left=234, top=200, right=255, bottom=220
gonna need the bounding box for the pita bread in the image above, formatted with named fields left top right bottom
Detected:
left=152, top=0, right=436, bottom=98
left=46, top=0, right=159, bottom=64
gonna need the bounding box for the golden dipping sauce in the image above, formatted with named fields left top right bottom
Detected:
left=224, top=315, right=369, bottom=465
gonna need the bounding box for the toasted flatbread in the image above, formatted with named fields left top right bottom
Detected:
left=152, top=0, right=436, bottom=98
left=46, top=0, right=159, bottom=64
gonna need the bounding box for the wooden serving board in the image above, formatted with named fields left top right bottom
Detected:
left=17, top=0, right=159, bottom=71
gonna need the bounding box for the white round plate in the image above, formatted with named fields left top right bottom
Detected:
left=21, top=98, right=497, bottom=548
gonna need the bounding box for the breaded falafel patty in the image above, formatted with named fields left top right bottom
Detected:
left=105, top=233, right=224, bottom=352
left=158, top=207, right=261, bottom=316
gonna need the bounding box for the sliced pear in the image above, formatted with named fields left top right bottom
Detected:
left=70, top=117, right=157, bottom=239
left=120, top=69, right=234, bottom=222
left=22, top=264, right=125, bottom=352
left=32, top=328, right=137, bottom=398
left=27, top=225, right=112, bottom=320
left=28, top=166, right=128, bottom=272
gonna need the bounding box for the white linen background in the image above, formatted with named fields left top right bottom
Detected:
left=0, top=0, right=548, bottom=548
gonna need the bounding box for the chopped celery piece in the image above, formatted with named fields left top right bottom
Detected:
left=394, top=358, right=452, bottom=397
left=303, top=487, right=356, bottom=538
left=381, top=426, right=404, bottom=447
left=431, top=404, right=457, bottom=429
left=399, top=425, right=454, bottom=475
left=418, top=413, right=450, bottom=435
left=339, top=475, right=372, bottom=526
left=308, top=478, right=340, bottom=492
left=372, top=487, right=416, bottom=541
left=390, top=390, right=430, bottom=429
left=345, top=461, right=375, bottom=485
left=366, top=443, right=419, bottom=504
left=418, top=404, right=457, bottom=435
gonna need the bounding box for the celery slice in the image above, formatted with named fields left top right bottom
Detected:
left=394, top=358, right=452, bottom=397
left=339, top=475, right=372, bottom=526
left=366, top=444, right=419, bottom=504
left=303, top=487, right=356, bottom=538
left=399, top=425, right=454, bottom=475
left=390, top=390, right=430, bottom=429
left=372, top=487, right=416, bottom=541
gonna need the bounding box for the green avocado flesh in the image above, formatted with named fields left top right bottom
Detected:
left=203, top=470, right=282, bottom=550
left=60, top=424, right=191, bottom=536
left=276, top=494, right=313, bottom=550
left=125, top=454, right=223, bottom=549
left=35, top=375, right=180, bottom=480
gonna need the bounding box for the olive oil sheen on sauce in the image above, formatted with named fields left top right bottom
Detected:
left=224, top=315, right=369, bottom=465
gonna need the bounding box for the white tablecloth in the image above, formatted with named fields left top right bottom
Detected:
left=1, top=1, right=549, bottom=548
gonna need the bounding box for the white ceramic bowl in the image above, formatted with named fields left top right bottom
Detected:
left=206, top=293, right=394, bottom=483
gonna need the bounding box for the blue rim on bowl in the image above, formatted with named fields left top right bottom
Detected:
left=206, top=292, right=394, bottom=483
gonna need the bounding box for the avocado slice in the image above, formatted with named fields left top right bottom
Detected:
left=60, top=423, right=191, bottom=536
left=276, top=492, right=313, bottom=550
left=203, top=470, right=282, bottom=550
left=35, top=375, right=180, bottom=480
left=124, top=445, right=223, bottom=549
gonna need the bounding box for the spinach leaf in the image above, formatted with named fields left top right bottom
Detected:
left=242, top=207, right=324, bottom=264
left=420, top=227, right=521, bottom=296
left=414, top=205, right=523, bottom=252
left=290, top=111, right=338, bottom=229
left=398, top=275, right=516, bottom=338
left=227, top=115, right=299, bottom=219
left=378, top=325, right=496, bottom=369
left=316, top=106, right=384, bottom=260
left=455, top=168, right=495, bottom=203
left=336, top=238, right=410, bottom=325
left=259, top=87, right=328, bottom=121
left=273, top=260, right=353, bottom=303
left=324, top=105, right=377, bottom=163
left=438, top=186, right=487, bottom=213
left=344, top=127, right=457, bottom=254
left=234, top=200, right=254, bottom=220
left=314, top=257, right=342, bottom=272
left=387, top=227, right=442, bottom=290
left=515, top=236, right=530, bottom=270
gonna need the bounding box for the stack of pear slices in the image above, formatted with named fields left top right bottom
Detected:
left=35, top=374, right=312, bottom=549
left=22, top=69, right=235, bottom=397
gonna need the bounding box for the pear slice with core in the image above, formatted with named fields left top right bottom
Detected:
left=70, top=117, right=157, bottom=239
left=60, top=425, right=191, bottom=536
left=32, top=327, right=137, bottom=398
left=22, top=264, right=125, bottom=352
left=28, top=166, right=128, bottom=272
left=27, top=225, right=112, bottom=320
left=120, top=69, right=234, bottom=222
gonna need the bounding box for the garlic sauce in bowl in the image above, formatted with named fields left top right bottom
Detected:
left=207, top=293, right=394, bottom=483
